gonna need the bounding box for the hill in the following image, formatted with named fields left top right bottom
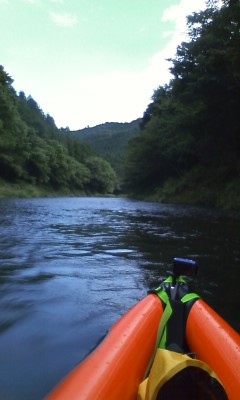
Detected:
left=0, top=65, right=117, bottom=196
left=72, top=120, right=141, bottom=179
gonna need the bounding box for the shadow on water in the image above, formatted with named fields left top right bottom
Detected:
left=121, top=206, right=240, bottom=331
left=0, top=197, right=239, bottom=399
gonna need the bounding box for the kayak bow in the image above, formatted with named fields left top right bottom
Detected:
left=45, top=259, right=240, bottom=400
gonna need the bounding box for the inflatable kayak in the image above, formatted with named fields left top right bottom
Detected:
left=45, top=258, right=240, bottom=400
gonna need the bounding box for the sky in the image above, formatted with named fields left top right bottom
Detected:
left=0, top=0, right=208, bottom=130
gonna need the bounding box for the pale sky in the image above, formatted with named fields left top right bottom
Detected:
left=0, top=0, right=208, bottom=130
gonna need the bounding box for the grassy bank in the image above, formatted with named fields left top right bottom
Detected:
left=148, top=174, right=240, bottom=211
left=0, top=180, right=119, bottom=199
left=0, top=180, right=89, bottom=199
left=0, top=181, right=50, bottom=198
left=1, top=178, right=240, bottom=211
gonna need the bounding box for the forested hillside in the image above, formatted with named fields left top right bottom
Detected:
left=1, top=0, right=239, bottom=207
left=72, top=120, right=140, bottom=180
left=0, top=66, right=116, bottom=196
left=124, top=0, right=240, bottom=209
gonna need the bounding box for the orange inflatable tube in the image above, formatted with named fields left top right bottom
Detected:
left=46, top=295, right=240, bottom=400
left=45, top=294, right=163, bottom=400
left=186, top=299, right=240, bottom=400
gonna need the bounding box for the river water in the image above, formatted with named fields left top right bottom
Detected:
left=0, top=197, right=239, bottom=399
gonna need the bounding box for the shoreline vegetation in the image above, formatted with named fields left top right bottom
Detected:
left=142, top=180, right=240, bottom=211
left=122, top=1, right=240, bottom=211
left=0, top=181, right=66, bottom=199
left=0, top=180, right=115, bottom=199
left=1, top=179, right=239, bottom=212
left=1, top=2, right=239, bottom=211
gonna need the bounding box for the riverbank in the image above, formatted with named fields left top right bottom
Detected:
left=0, top=180, right=120, bottom=199
left=131, top=167, right=240, bottom=211
left=145, top=176, right=240, bottom=211
left=1, top=178, right=240, bottom=211
left=0, top=180, right=87, bottom=199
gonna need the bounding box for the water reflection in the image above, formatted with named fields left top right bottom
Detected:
left=0, top=197, right=239, bottom=400
left=121, top=206, right=240, bottom=328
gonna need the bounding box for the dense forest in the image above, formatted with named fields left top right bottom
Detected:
left=124, top=0, right=240, bottom=209
left=0, top=66, right=116, bottom=196
left=1, top=0, right=240, bottom=208
left=73, top=120, right=140, bottom=184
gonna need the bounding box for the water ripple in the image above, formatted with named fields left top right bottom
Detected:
left=0, top=197, right=240, bottom=400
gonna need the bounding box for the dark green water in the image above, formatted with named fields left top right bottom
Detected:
left=0, top=197, right=239, bottom=399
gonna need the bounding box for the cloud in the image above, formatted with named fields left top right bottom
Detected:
left=21, top=0, right=40, bottom=4
left=20, top=0, right=64, bottom=4
left=39, top=69, right=147, bottom=129
left=46, top=59, right=173, bottom=130
left=11, top=0, right=212, bottom=129
left=49, top=12, right=78, bottom=27
left=147, top=0, right=208, bottom=87
left=43, top=1, right=210, bottom=129
left=162, top=31, right=174, bottom=39
left=162, top=0, right=207, bottom=36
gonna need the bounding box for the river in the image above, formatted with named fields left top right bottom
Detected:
left=0, top=197, right=239, bottom=399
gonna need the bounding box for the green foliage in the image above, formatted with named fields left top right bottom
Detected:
left=85, top=156, right=116, bottom=193
left=0, top=65, right=116, bottom=195
left=18, top=92, right=59, bottom=140
left=73, top=120, right=140, bottom=180
left=25, top=136, right=51, bottom=184
left=0, top=66, right=30, bottom=181
left=124, top=1, right=240, bottom=208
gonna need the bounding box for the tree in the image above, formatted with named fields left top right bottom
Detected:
left=0, top=66, right=29, bottom=180
left=86, top=156, right=116, bottom=193
left=170, top=0, right=240, bottom=167
left=124, top=0, right=240, bottom=200
left=0, top=64, right=116, bottom=195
